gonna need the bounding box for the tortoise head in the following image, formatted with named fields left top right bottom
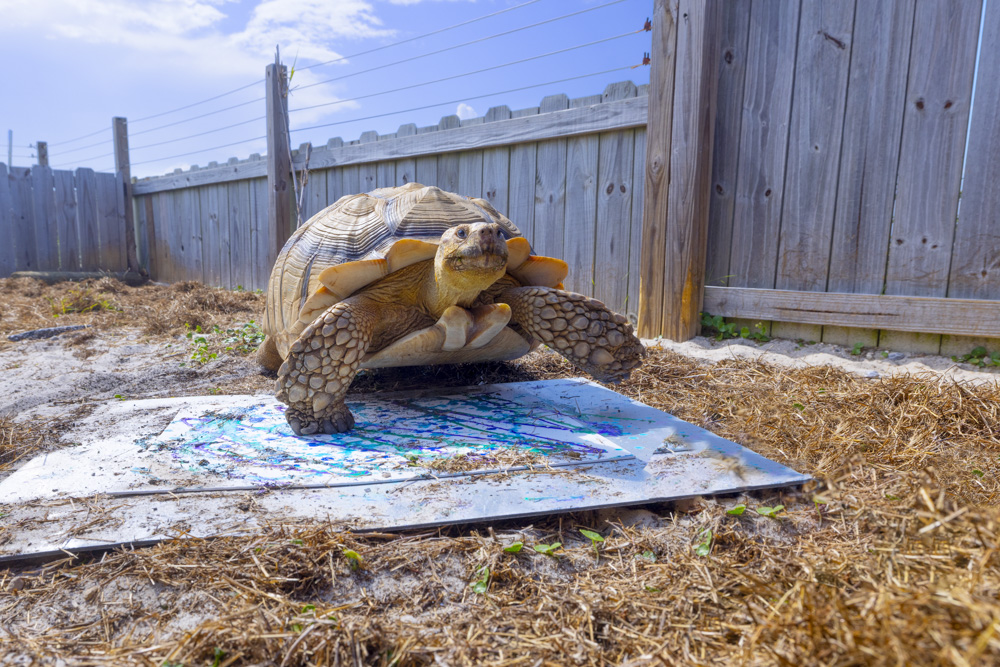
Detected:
left=434, top=222, right=509, bottom=291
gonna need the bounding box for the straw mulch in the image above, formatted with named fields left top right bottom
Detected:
left=1, top=278, right=999, bottom=665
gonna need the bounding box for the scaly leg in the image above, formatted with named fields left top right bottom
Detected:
left=276, top=298, right=376, bottom=435
left=497, top=286, right=644, bottom=382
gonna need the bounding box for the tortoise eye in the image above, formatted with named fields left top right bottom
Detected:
left=456, top=228, right=467, bottom=239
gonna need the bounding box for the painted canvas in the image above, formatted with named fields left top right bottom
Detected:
left=150, top=390, right=634, bottom=484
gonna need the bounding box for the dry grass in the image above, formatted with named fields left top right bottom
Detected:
left=1, top=278, right=999, bottom=665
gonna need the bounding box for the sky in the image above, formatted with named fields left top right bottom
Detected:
left=1, top=0, right=652, bottom=178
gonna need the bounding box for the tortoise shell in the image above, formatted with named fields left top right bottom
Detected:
left=264, top=182, right=568, bottom=362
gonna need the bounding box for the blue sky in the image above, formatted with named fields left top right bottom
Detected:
left=2, top=0, right=652, bottom=178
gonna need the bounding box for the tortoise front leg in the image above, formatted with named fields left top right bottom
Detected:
left=497, top=286, right=644, bottom=382
left=276, top=299, right=376, bottom=435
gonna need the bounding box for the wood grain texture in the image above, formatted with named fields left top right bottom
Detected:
left=415, top=125, right=438, bottom=187
left=199, top=185, right=227, bottom=287
left=705, top=0, right=751, bottom=288
left=228, top=179, right=253, bottom=290
left=0, top=164, right=14, bottom=275
left=251, top=176, right=271, bottom=291
left=53, top=169, right=79, bottom=270
left=703, top=286, right=1000, bottom=337
left=660, top=0, right=720, bottom=341
left=457, top=151, right=483, bottom=199
left=113, top=117, right=139, bottom=273
left=266, top=63, right=292, bottom=270
left=884, top=0, right=981, bottom=298
left=562, top=132, right=599, bottom=296
left=394, top=124, right=417, bottom=186
left=482, top=106, right=512, bottom=216
left=637, top=0, right=678, bottom=337
left=533, top=94, right=569, bottom=263
left=31, top=166, right=57, bottom=270
left=508, top=142, right=536, bottom=246
left=727, top=0, right=800, bottom=290
left=8, top=167, right=37, bottom=271
left=947, top=0, right=1000, bottom=300
left=436, top=116, right=461, bottom=193
left=827, top=0, right=914, bottom=294
left=626, top=127, right=647, bottom=326
left=376, top=161, right=395, bottom=190
left=772, top=0, right=855, bottom=343
left=359, top=131, right=378, bottom=194
left=95, top=172, right=126, bottom=271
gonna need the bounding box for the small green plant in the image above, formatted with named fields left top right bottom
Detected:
left=756, top=504, right=785, bottom=519
left=694, top=528, right=713, bottom=557
left=972, top=469, right=985, bottom=478
left=533, top=542, right=562, bottom=557
left=343, top=549, right=363, bottom=571
left=211, top=648, right=227, bottom=667
left=952, top=346, right=999, bottom=367
left=643, top=584, right=661, bottom=593
left=49, top=288, right=118, bottom=317
left=851, top=342, right=864, bottom=355
left=636, top=550, right=656, bottom=563
left=223, top=321, right=266, bottom=355
left=469, top=565, right=490, bottom=594
left=503, top=541, right=524, bottom=553
left=579, top=528, right=604, bottom=555
left=301, top=604, right=316, bottom=613
left=700, top=313, right=770, bottom=342
left=113, top=394, right=126, bottom=401
left=290, top=539, right=303, bottom=546
left=881, top=350, right=890, bottom=358
left=184, top=324, right=218, bottom=365
left=726, top=504, right=747, bottom=516
left=792, top=402, right=805, bottom=411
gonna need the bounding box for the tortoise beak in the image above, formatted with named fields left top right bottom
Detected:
left=448, top=224, right=508, bottom=271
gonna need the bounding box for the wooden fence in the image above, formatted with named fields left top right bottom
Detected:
left=0, top=164, right=129, bottom=275
left=696, top=0, right=1000, bottom=354
left=7, top=0, right=1000, bottom=353
left=131, top=81, right=650, bottom=320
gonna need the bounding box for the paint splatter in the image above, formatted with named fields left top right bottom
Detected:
left=148, top=392, right=632, bottom=484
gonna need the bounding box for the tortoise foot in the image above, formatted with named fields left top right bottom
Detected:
left=501, top=287, right=645, bottom=382
left=285, top=402, right=355, bottom=436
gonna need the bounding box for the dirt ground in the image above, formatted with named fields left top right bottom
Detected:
left=1, top=277, right=998, bottom=666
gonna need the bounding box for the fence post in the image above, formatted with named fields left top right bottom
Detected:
left=637, top=0, right=678, bottom=338
left=265, top=58, right=292, bottom=271
left=637, top=0, right=720, bottom=341
left=113, top=117, right=142, bottom=275
left=36, top=142, right=48, bottom=167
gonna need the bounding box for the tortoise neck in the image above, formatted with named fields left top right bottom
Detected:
left=425, top=256, right=502, bottom=313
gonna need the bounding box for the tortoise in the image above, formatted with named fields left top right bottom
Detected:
left=258, top=183, right=645, bottom=435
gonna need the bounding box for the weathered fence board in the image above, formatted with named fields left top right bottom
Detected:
left=75, top=169, right=100, bottom=271
left=53, top=170, right=79, bottom=270
left=9, top=167, right=38, bottom=271
left=728, top=0, right=800, bottom=292
left=0, top=165, right=14, bottom=275
left=32, top=166, right=57, bottom=270
left=881, top=0, right=982, bottom=353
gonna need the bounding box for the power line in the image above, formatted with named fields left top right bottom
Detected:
left=291, top=64, right=640, bottom=136
left=53, top=151, right=114, bottom=168
left=297, top=0, right=549, bottom=74
left=295, top=2, right=636, bottom=93
left=49, top=126, right=109, bottom=148
left=131, top=135, right=267, bottom=167
left=129, top=97, right=265, bottom=138
left=131, top=79, right=264, bottom=124
left=130, top=115, right=266, bottom=152
left=50, top=137, right=114, bottom=157
left=290, top=31, right=643, bottom=116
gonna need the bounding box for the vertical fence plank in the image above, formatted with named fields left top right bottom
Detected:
left=395, top=125, right=417, bottom=186
left=563, top=130, right=599, bottom=296
left=508, top=144, right=536, bottom=244
left=659, top=0, right=720, bottom=341
left=52, top=170, right=79, bottom=270
left=415, top=126, right=438, bottom=186
left=593, top=82, right=638, bottom=313
left=341, top=164, right=361, bottom=197
left=251, top=176, right=271, bottom=291
left=199, top=185, right=227, bottom=287
left=228, top=179, right=253, bottom=291
left=637, top=0, right=678, bottom=337
left=771, top=0, right=856, bottom=343
left=9, top=167, right=37, bottom=271
left=705, top=0, right=751, bottom=290
left=727, top=0, right=800, bottom=296
left=31, top=165, right=57, bottom=270
left=95, top=172, right=126, bottom=271
left=142, top=196, right=157, bottom=278
left=458, top=151, right=483, bottom=198
left=75, top=168, right=100, bottom=271
left=626, top=128, right=647, bottom=326
left=482, top=106, right=511, bottom=216
left=948, top=0, right=1000, bottom=302
left=437, top=116, right=461, bottom=192
left=155, top=192, right=176, bottom=282
left=0, top=164, right=13, bottom=276
left=359, top=131, right=378, bottom=193
left=533, top=94, right=570, bottom=261
left=823, top=0, right=915, bottom=349
left=376, top=161, right=395, bottom=189
left=881, top=0, right=982, bottom=354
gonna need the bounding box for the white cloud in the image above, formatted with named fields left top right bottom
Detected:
left=456, top=102, right=477, bottom=119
